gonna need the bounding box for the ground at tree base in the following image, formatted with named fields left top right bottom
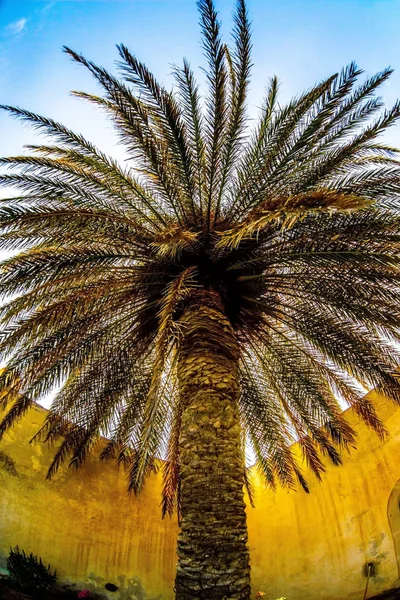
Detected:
left=368, top=589, right=400, bottom=599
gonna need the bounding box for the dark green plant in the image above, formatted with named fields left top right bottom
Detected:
left=6, top=546, right=57, bottom=598
left=0, top=0, right=400, bottom=597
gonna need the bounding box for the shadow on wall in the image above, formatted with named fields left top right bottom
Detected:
left=0, top=450, right=18, bottom=477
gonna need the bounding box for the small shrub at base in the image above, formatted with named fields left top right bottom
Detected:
left=6, top=546, right=57, bottom=598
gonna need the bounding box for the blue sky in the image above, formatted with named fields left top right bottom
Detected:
left=1, top=0, right=400, bottom=160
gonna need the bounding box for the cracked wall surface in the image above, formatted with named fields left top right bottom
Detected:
left=1, top=391, right=400, bottom=600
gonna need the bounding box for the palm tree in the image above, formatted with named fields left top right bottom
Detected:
left=1, top=0, right=400, bottom=597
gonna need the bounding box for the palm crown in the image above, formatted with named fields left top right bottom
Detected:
left=1, top=0, right=400, bottom=522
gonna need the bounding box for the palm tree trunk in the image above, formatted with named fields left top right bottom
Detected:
left=174, top=289, right=251, bottom=600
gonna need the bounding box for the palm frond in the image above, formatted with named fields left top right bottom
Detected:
left=161, top=399, right=183, bottom=518
left=213, top=0, right=252, bottom=222
left=173, top=59, right=207, bottom=222
left=198, top=0, right=229, bottom=233
left=128, top=268, right=196, bottom=493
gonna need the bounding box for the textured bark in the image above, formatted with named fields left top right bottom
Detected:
left=174, top=290, right=251, bottom=600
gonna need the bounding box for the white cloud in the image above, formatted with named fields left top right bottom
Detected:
left=6, top=18, right=27, bottom=36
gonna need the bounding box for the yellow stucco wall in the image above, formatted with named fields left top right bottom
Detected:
left=0, top=403, right=180, bottom=600
left=248, top=392, right=400, bottom=600
left=1, top=393, right=400, bottom=599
